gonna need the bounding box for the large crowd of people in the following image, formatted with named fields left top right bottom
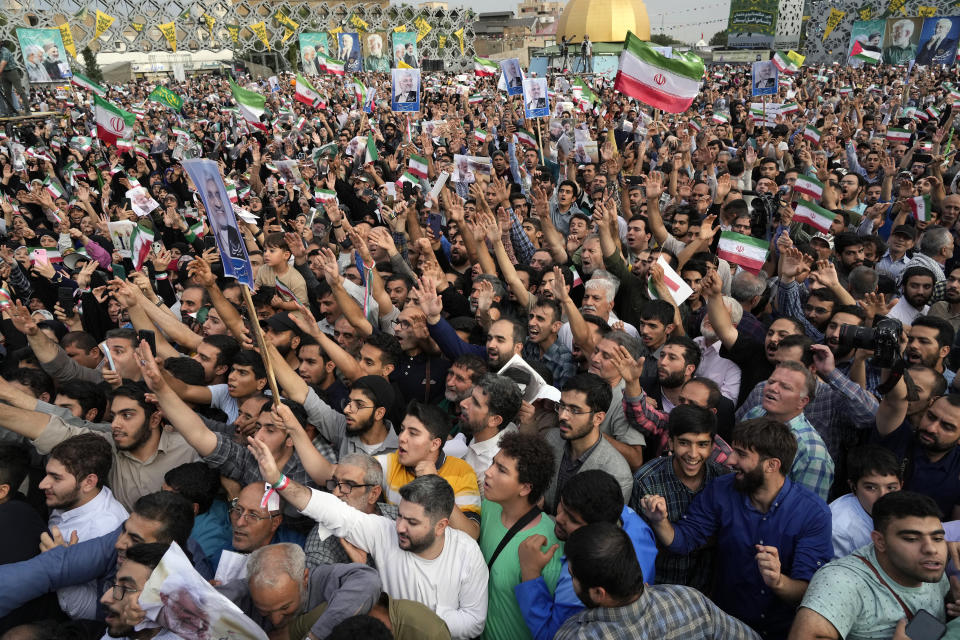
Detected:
left=1, top=50, right=960, bottom=640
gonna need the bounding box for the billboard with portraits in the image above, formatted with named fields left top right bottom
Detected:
left=16, top=28, right=72, bottom=83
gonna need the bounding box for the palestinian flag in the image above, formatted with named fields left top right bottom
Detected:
left=274, top=278, right=301, bottom=304
left=793, top=174, right=824, bottom=201
left=613, top=32, right=704, bottom=114
left=365, top=136, right=378, bottom=164
left=228, top=79, right=267, bottom=131
left=408, top=154, right=428, bottom=179
left=474, top=56, right=498, bottom=76
left=468, top=94, right=483, bottom=105
left=803, top=125, right=822, bottom=145
left=711, top=113, right=729, bottom=124
left=94, top=95, right=136, bottom=147
left=772, top=51, right=799, bottom=73
left=131, top=222, right=154, bottom=272
left=516, top=128, right=536, bottom=148
left=794, top=198, right=835, bottom=233
left=717, top=231, right=768, bottom=274
left=294, top=74, right=323, bottom=107
left=886, top=128, right=912, bottom=143
left=850, top=41, right=881, bottom=64
left=71, top=72, right=107, bottom=97
left=909, top=195, right=932, bottom=222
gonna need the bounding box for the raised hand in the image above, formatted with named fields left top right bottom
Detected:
left=608, top=344, right=645, bottom=383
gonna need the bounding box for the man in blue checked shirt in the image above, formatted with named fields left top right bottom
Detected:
left=640, top=417, right=832, bottom=640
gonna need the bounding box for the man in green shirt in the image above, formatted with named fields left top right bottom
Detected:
left=479, top=432, right=563, bottom=640
left=883, top=19, right=919, bottom=64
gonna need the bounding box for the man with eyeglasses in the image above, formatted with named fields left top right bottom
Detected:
left=100, top=542, right=177, bottom=640
left=228, top=482, right=283, bottom=556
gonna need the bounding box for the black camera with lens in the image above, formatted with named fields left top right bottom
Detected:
left=837, top=317, right=903, bottom=369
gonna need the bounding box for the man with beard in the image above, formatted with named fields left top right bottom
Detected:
left=263, top=312, right=303, bottom=369
left=449, top=232, right=471, bottom=274
left=836, top=173, right=866, bottom=216
left=888, top=266, right=936, bottom=325
left=249, top=441, right=489, bottom=640
left=639, top=336, right=701, bottom=415
left=99, top=542, right=177, bottom=640
left=904, top=316, right=955, bottom=386
left=294, top=337, right=350, bottom=412
left=446, top=373, right=522, bottom=494
left=776, top=246, right=856, bottom=341
left=523, top=297, right=577, bottom=389
left=40, top=434, right=129, bottom=619
left=641, top=418, right=833, bottom=640
left=822, top=305, right=883, bottom=395
left=928, top=265, right=960, bottom=334
left=0, top=381, right=199, bottom=511
left=789, top=492, right=955, bottom=640
left=515, top=470, right=659, bottom=640
left=740, top=361, right=835, bottom=501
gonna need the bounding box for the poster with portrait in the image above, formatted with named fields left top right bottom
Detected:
left=16, top=28, right=72, bottom=83
left=573, top=129, right=598, bottom=163
left=500, top=58, right=524, bottom=96
left=363, top=33, right=390, bottom=72
left=883, top=17, right=924, bottom=64
left=847, top=20, right=886, bottom=67
left=274, top=159, right=304, bottom=186
left=751, top=60, right=778, bottom=97
left=391, top=68, right=420, bottom=112
left=522, top=77, right=550, bottom=119
left=181, top=159, right=253, bottom=288
left=916, top=17, right=960, bottom=66
left=338, top=32, right=363, bottom=73
left=140, top=542, right=267, bottom=640
left=109, top=220, right=135, bottom=258
left=298, top=33, right=328, bottom=75
left=126, top=186, right=160, bottom=217
left=392, top=31, right=419, bottom=69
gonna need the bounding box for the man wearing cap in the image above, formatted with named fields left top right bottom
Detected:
left=263, top=312, right=303, bottom=369
left=876, top=225, right=916, bottom=281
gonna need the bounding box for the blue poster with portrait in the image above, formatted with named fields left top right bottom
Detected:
left=522, top=77, right=550, bottom=119
left=751, top=60, right=778, bottom=97
left=916, top=17, right=960, bottom=66
left=338, top=32, right=363, bottom=72
left=501, top=58, right=524, bottom=96
left=181, top=159, right=253, bottom=289
left=391, top=68, right=420, bottom=112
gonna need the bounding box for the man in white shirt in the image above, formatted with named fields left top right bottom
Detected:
left=248, top=437, right=489, bottom=640
left=695, top=296, right=743, bottom=402
left=887, top=266, right=936, bottom=326
left=40, top=433, right=129, bottom=618
left=828, top=445, right=902, bottom=558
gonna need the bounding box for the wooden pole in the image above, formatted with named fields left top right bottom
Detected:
left=241, top=284, right=281, bottom=401
left=536, top=117, right=543, bottom=162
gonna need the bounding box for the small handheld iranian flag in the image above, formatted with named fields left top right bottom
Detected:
left=772, top=51, right=799, bottom=73
left=689, top=117, right=703, bottom=132
left=468, top=94, right=483, bottom=105
left=397, top=172, right=419, bottom=186
left=408, top=154, right=428, bottom=179
left=613, top=32, right=704, bottom=114
left=803, top=125, right=822, bottom=145
left=94, top=95, right=136, bottom=146
left=886, top=128, right=912, bottom=143
left=0, top=287, right=12, bottom=312
left=474, top=129, right=487, bottom=143
left=294, top=74, right=323, bottom=107
left=569, top=265, right=583, bottom=288
left=516, top=128, right=537, bottom=148
left=320, top=55, right=345, bottom=76
left=314, top=189, right=338, bottom=203
left=711, top=113, right=729, bottom=124
left=71, top=72, right=107, bottom=97
left=850, top=41, right=881, bottom=64
left=793, top=174, right=824, bottom=201
left=229, top=78, right=267, bottom=131
left=926, top=106, right=942, bottom=121
left=274, top=278, right=301, bottom=304
left=780, top=102, right=800, bottom=114
left=365, top=136, right=378, bottom=164
left=43, top=178, right=64, bottom=201
left=794, top=198, right=836, bottom=233
left=717, top=231, right=769, bottom=274
left=909, top=195, right=932, bottom=221
left=130, top=222, right=154, bottom=272
left=646, top=255, right=694, bottom=305
left=474, top=56, right=498, bottom=76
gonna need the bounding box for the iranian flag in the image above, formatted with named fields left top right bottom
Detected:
left=794, top=198, right=836, bottom=233
left=226, top=183, right=238, bottom=203
left=72, top=72, right=107, bottom=97
left=780, top=102, right=800, bottom=114
left=365, top=135, right=378, bottom=164
left=516, top=128, right=536, bottom=148
left=408, top=154, right=428, bottom=179
left=274, top=278, right=301, bottom=304
left=613, top=32, right=704, bottom=114
left=887, top=128, right=912, bottom=143
left=474, top=56, right=498, bottom=76
left=468, top=94, right=483, bottom=104
left=28, top=248, right=62, bottom=264
left=314, top=189, right=338, bottom=203
left=228, top=79, right=267, bottom=131
left=474, top=129, right=488, bottom=143
left=909, top=195, right=932, bottom=221
left=0, top=287, right=12, bottom=311
left=43, top=178, right=64, bottom=201
left=94, top=95, right=136, bottom=147
left=131, top=222, right=154, bottom=272
left=850, top=41, right=881, bottom=64
left=294, top=74, right=323, bottom=107
left=711, top=113, right=729, bottom=124
left=772, top=51, right=799, bottom=73
left=572, top=77, right=598, bottom=105
left=803, top=125, right=822, bottom=145
left=793, top=174, right=824, bottom=201
left=397, top=172, right=419, bottom=186
left=926, top=106, right=941, bottom=120
left=320, top=54, right=345, bottom=76
left=569, top=264, right=583, bottom=288
left=717, top=231, right=768, bottom=274
left=689, top=117, right=703, bottom=132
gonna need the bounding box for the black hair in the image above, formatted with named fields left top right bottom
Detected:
left=123, top=542, right=170, bottom=571
left=731, top=417, right=798, bottom=476
left=639, top=299, right=675, bottom=326
left=872, top=491, right=942, bottom=533
left=203, top=334, right=242, bottom=369
left=164, top=462, right=223, bottom=515
left=0, top=443, right=30, bottom=493
left=163, top=357, right=206, bottom=386
left=363, top=332, right=404, bottom=367
left=559, top=469, right=624, bottom=523
left=56, top=380, right=107, bottom=422
left=663, top=335, right=701, bottom=369
left=49, top=433, right=113, bottom=489
left=497, top=432, right=556, bottom=504
left=110, top=381, right=157, bottom=417
left=11, top=368, right=55, bottom=400
left=846, top=444, right=901, bottom=486
left=912, top=315, right=955, bottom=350
left=61, top=330, right=99, bottom=352
left=405, top=400, right=452, bottom=441
left=667, top=404, right=717, bottom=439
left=562, top=372, right=613, bottom=414
left=328, top=615, right=393, bottom=640
left=565, top=522, right=645, bottom=602
left=132, top=491, right=195, bottom=548
left=398, top=474, right=456, bottom=523
left=232, top=350, right=267, bottom=380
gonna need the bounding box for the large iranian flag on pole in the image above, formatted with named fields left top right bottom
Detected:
left=850, top=41, right=881, bottom=64
left=794, top=198, right=836, bottom=233
left=474, top=56, right=498, bottom=76
left=909, top=195, right=932, bottom=221
left=228, top=78, right=267, bottom=131
left=131, top=222, right=154, bottom=272
left=613, top=32, right=704, bottom=114
left=717, top=231, right=768, bottom=273
left=94, top=95, right=136, bottom=147
left=72, top=72, right=107, bottom=96
left=772, top=51, right=798, bottom=74
left=294, top=74, right=323, bottom=107
left=793, top=174, right=824, bottom=201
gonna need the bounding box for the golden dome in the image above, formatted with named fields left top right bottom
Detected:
left=556, top=0, right=650, bottom=43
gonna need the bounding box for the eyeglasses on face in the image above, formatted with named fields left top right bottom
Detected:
left=228, top=498, right=277, bottom=522
left=108, top=582, right=142, bottom=601
left=554, top=402, right=594, bottom=416
left=326, top=478, right=376, bottom=494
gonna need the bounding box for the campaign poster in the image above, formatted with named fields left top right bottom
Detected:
left=751, top=60, right=778, bottom=97
left=391, top=67, right=420, bottom=112
left=339, top=32, right=363, bottom=72
left=522, top=77, right=550, bottom=119
left=363, top=32, right=390, bottom=72
left=16, top=28, right=72, bottom=83
left=299, top=33, right=328, bottom=75
left=181, top=159, right=254, bottom=289
left=501, top=58, right=524, bottom=96
left=847, top=20, right=886, bottom=67
left=883, top=17, right=924, bottom=64
left=727, top=0, right=778, bottom=48
left=393, top=31, right=419, bottom=69
left=916, top=16, right=960, bottom=66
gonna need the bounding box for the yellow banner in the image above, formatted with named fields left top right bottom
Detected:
left=823, top=8, right=845, bottom=40
left=132, top=22, right=144, bottom=32
left=282, top=28, right=295, bottom=43
left=58, top=23, right=76, bottom=59
left=786, top=50, right=805, bottom=66
left=918, top=5, right=937, bottom=16
left=202, top=14, right=215, bottom=31
left=225, top=24, right=240, bottom=45
left=94, top=10, right=115, bottom=40
left=275, top=12, right=299, bottom=31
left=859, top=6, right=872, bottom=20
left=397, top=60, right=413, bottom=69
left=888, top=0, right=907, bottom=15
left=158, top=21, right=177, bottom=52
left=251, top=21, right=270, bottom=50
left=454, top=27, right=464, bottom=54
left=350, top=15, right=369, bottom=32
left=438, top=35, right=446, bottom=48
left=414, top=17, right=432, bottom=42
left=393, top=25, right=407, bottom=32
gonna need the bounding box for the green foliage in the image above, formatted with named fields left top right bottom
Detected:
left=650, top=33, right=684, bottom=46
left=708, top=30, right=728, bottom=46
left=81, top=47, right=103, bottom=83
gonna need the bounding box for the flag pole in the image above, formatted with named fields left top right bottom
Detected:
left=536, top=117, right=543, bottom=161
left=241, top=285, right=281, bottom=400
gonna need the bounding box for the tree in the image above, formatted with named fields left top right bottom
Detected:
left=81, top=47, right=103, bottom=83
left=709, top=30, right=728, bottom=47
left=650, top=33, right=684, bottom=47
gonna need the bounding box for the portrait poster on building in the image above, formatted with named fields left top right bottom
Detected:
left=298, top=33, right=329, bottom=74
left=16, top=28, right=72, bottom=83
left=393, top=31, right=419, bottom=68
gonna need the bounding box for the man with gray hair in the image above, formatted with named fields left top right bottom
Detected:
left=729, top=271, right=769, bottom=344
left=557, top=271, right=639, bottom=352
left=883, top=18, right=918, bottom=64
left=303, top=452, right=398, bottom=569
left=696, top=297, right=743, bottom=402
left=218, top=543, right=381, bottom=640
left=905, top=225, right=952, bottom=302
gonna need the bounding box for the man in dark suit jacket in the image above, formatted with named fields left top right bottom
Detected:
left=916, top=18, right=958, bottom=65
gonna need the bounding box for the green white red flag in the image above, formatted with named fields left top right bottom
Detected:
left=794, top=198, right=835, bottom=233
left=294, top=74, right=324, bottom=108
left=613, top=32, right=704, bottom=114
left=792, top=174, right=824, bottom=201
left=228, top=79, right=267, bottom=131
left=131, top=222, right=154, bottom=272
left=909, top=195, right=932, bottom=221
left=94, top=95, right=136, bottom=147
left=474, top=56, right=497, bottom=76
left=717, top=231, right=769, bottom=274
